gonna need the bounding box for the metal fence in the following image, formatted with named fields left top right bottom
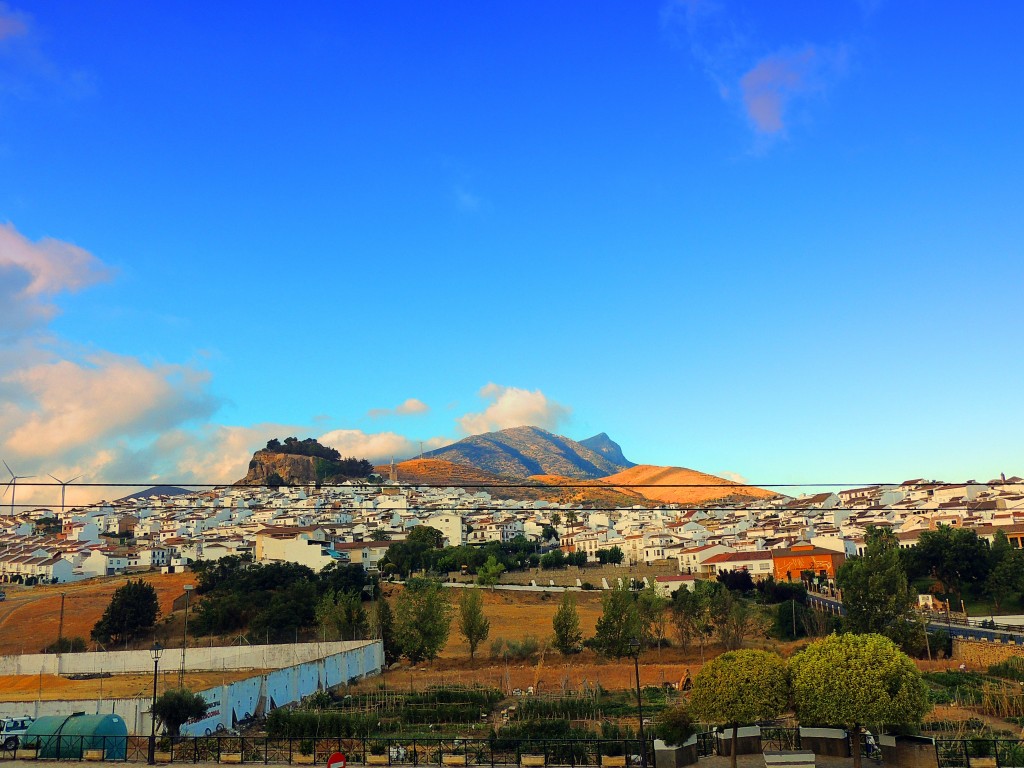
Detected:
left=936, top=737, right=1024, bottom=767
left=0, top=735, right=655, bottom=765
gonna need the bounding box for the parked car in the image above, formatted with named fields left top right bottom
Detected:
left=0, top=717, right=34, bottom=750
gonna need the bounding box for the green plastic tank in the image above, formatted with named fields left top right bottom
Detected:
left=23, top=713, right=129, bottom=759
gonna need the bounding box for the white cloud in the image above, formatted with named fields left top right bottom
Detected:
left=718, top=471, right=750, bottom=484
left=457, top=383, right=570, bottom=435
left=2, top=354, right=219, bottom=458
left=0, top=3, right=29, bottom=43
left=318, top=429, right=450, bottom=463
left=367, top=398, right=430, bottom=419
left=0, top=222, right=112, bottom=340
left=739, top=45, right=847, bottom=135
left=662, top=1, right=849, bottom=139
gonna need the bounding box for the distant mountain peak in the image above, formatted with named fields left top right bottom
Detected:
left=579, top=433, right=635, bottom=469
left=422, top=425, right=631, bottom=480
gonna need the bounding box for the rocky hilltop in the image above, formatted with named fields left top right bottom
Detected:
left=422, top=426, right=631, bottom=479
left=579, top=432, right=635, bottom=469
left=237, top=437, right=374, bottom=486
left=238, top=452, right=323, bottom=486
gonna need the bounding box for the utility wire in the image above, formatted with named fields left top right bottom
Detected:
left=10, top=479, right=1017, bottom=489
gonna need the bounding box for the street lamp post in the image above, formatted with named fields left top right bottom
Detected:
left=179, top=584, right=194, bottom=689
left=628, top=638, right=647, bottom=768
left=149, top=642, right=163, bottom=765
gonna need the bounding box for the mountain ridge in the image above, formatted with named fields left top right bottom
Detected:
left=422, top=426, right=630, bottom=479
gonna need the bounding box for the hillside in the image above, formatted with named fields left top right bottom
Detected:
left=600, top=464, right=779, bottom=505
left=579, top=433, right=635, bottom=469
left=377, top=459, right=652, bottom=507
left=422, top=426, right=630, bottom=479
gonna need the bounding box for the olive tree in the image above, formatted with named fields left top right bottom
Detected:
left=689, top=650, right=789, bottom=768
left=458, top=587, right=490, bottom=659
left=394, top=578, right=453, bottom=663
left=790, top=633, right=930, bottom=768
left=152, top=689, right=208, bottom=736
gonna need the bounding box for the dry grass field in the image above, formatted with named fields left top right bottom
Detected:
left=0, top=572, right=195, bottom=655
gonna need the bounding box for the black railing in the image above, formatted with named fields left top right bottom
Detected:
left=936, top=737, right=1024, bottom=767
left=0, top=735, right=654, bottom=765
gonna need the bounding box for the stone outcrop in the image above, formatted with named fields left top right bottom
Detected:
left=237, top=451, right=321, bottom=486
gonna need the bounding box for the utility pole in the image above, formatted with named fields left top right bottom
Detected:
left=57, top=592, right=66, bottom=653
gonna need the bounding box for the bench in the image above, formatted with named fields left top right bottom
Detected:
left=521, top=755, right=546, bottom=767
left=763, top=751, right=815, bottom=767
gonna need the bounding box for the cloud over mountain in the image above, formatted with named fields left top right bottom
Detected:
left=458, top=383, right=570, bottom=435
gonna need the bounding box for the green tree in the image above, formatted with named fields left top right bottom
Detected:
left=915, top=525, right=991, bottom=597
left=540, top=549, right=566, bottom=569
left=672, top=580, right=727, bottom=662
left=315, top=589, right=368, bottom=641
left=596, top=546, right=624, bottom=565
left=394, top=578, right=453, bottom=663
left=689, top=650, right=789, bottom=768
left=637, top=585, right=671, bottom=655
left=836, top=526, right=920, bottom=649
left=985, top=530, right=1024, bottom=612
left=654, top=703, right=697, bottom=747
left=250, top=580, right=318, bottom=642
left=91, top=579, right=160, bottom=644
left=408, top=525, right=445, bottom=548
left=552, top=592, right=583, bottom=655
left=716, top=596, right=767, bottom=651
left=790, top=633, right=929, bottom=768
left=369, top=597, right=399, bottom=666
left=458, top=588, right=490, bottom=659
left=152, top=688, right=209, bottom=736
left=476, top=555, right=505, bottom=588
left=550, top=513, right=562, bottom=527
left=591, top=583, right=644, bottom=658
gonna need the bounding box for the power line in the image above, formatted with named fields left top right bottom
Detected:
left=11, top=479, right=1019, bottom=489
left=2, top=501, right=1021, bottom=514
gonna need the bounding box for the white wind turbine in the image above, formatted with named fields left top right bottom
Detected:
left=48, top=473, right=84, bottom=516
left=3, top=460, right=35, bottom=516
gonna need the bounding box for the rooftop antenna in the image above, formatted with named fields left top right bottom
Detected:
left=48, top=473, right=84, bottom=516
left=3, top=460, right=35, bottom=516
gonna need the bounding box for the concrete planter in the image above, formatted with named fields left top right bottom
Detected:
left=715, top=726, right=761, bottom=756
left=83, top=748, right=106, bottom=761
left=879, top=734, right=937, bottom=768
left=153, top=751, right=173, bottom=764
left=442, top=756, right=468, bottom=766
left=653, top=736, right=698, bottom=768
left=798, top=727, right=850, bottom=757
left=520, top=756, right=545, bottom=767
left=602, top=757, right=627, bottom=767
left=220, top=753, right=244, bottom=764
left=367, top=756, right=390, bottom=765
left=16, top=749, right=37, bottom=760
left=292, top=755, right=316, bottom=765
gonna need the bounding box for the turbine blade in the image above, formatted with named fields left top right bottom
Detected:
left=2, top=460, right=12, bottom=478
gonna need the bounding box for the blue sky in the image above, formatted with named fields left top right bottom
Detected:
left=1, top=1, right=1022, bottom=501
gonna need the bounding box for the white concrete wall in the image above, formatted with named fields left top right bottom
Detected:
left=0, top=641, right=383, bottom=736
left=0, top=640, right=373, bottom=676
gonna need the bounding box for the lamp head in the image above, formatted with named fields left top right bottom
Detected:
left=151, top=641, right=163, bottom=661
